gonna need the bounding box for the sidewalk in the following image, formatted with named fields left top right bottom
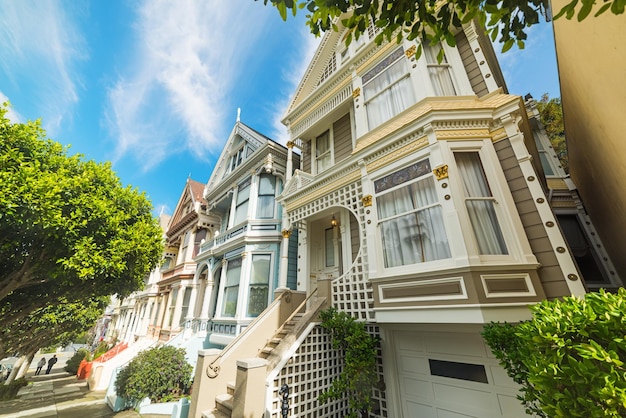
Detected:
left=0, top=357, right=162, bottom=418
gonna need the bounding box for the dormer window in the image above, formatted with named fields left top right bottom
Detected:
left=230, top=147, right=245, bottom=171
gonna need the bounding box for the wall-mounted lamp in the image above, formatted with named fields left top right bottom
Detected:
left=331, top=214, right=338, bottom=227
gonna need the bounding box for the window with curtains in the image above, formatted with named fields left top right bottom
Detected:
left=315, top=131, right=332, bottom=173
left=363, top=47, right=416, bottom=130
left=233, top=177, right=251, bottom=225
left=222, top=257, right=242, bottom=317
left=247, top=254, right=271, bottom=317
left=454, top=152, right=508, bottom=255
left=424, top=42, right=456, bottom=96
left=256, top=174, right=277, bottom=219
left=375, top=159, right=451, bottom=268
left=168, top=288, right=178, bottom=327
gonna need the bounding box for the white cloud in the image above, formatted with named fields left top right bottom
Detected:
left=0, top=1, right=85, bottom=134
left=0, top=92, right=23, bottom=123
left=105, top=0, right=276, bottom=170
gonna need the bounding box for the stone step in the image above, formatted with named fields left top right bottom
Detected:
left=215, top=393, right=233, bottom=416
left=226, top=381, right=235, bottom=396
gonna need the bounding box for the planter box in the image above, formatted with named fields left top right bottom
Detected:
left=138, top=397, right=190, bottom=418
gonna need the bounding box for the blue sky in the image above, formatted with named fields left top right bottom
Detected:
left=0, top=1, right=560, bottom=216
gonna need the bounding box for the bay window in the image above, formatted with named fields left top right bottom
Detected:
left=376, top=159, right=451, bottom=268
left=454, top=152, right=508, bottom=255
left=363, top=47, right=416, bottom=130
left=247, top=254, right=271, bottom=317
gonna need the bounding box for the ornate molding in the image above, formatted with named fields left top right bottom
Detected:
left=352, top=87, right=361, bottom=98
left=404, top=45, right=417, bottom=58
left=362, top=195, right=373, bottom=207
left=281, top=229, right=292, bottom=238
left=433, top=165, right=449, bottom=180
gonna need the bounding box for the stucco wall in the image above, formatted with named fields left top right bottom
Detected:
left=552, top=4, right=626, bottom=283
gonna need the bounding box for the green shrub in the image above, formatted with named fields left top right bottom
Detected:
left=319, top=307, right=379, bottom=418
left=0, top=377, right=28, bottom=401
left=92, top=341, right=110, bottom=360
left=483, top=289, right=626, bottom=417
left=64, top=348, right=91, bottom=374
left=115, top=346, right=192, bottom=405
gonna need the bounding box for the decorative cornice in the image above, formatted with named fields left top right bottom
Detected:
left=433, top=165, right=449, bottom=180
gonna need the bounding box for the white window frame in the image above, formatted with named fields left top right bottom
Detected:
left=445, top=141, right=529, bottom=264
left=246, top=253, right=273, bottom=317
left=312, top=130, right=333, bottom=175
left=255, top=173, right=278, bottom=219
left=372, top=155, right=454, bottom=275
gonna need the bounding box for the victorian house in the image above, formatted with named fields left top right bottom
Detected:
left=189, top=16, right=600, bottom=418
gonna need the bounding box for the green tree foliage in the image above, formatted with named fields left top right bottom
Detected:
left=482, top=289, right=626, bottom=417
left=260, top=0, right=624, bottom=55
left=0, top=104, right=163, bottom=326
left=64, top=348, right=91, bottom=375
left=115, top=346, right=193, bottom=404
left=0, top=297, right=107, bottom=359
left=537, top=94, right=568, bottom=173
left=319, top=307, right=379, bottom=418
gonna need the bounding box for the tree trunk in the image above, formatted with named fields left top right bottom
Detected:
left=4, top=356, right=25, bottom=385
left=16, top=351, right=36, bottom=379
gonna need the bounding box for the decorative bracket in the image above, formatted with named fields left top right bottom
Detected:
left=433, top=165, right=449, bottom=180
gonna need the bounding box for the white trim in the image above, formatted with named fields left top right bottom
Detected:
left=480, top=273, right=536, bottom=298
left=378, top=277, right=467, bottom=303
left=375, top=303, right=533, bottom=324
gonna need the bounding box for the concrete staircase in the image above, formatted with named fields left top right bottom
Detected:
left=200, top=300, right=325, bottom=418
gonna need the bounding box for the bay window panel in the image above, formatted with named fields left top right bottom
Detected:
left=234, top=179, right=251, bottom=225
left=376, top=164, right=451, bottom=268
left=364, top=58, right=415, bottom=130
left=316, top=132, right=331, bottom=173
left=248, top=255, right=271, bottom=317
left=455, top=152, right=508, bottom=255
left=257, top=174, right=276, bottom=219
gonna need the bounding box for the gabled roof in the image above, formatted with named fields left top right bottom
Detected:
left=166, top=178, right=207, bottom=239
left=205, top=120, right=281, bottom=193
left=283, top=21, right=348, bottom=121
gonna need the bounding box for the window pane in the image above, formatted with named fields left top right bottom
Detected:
left=376, top=169, right=450, bottom=267
left=257, top=175, right=276, bottom=219
left=325, top=228, right=335, bottom=267
left=424, top=43, right=456, bottom=96
left=248, top=255, right=271, bottom=316
left=364, top=58, right=415, bottom=129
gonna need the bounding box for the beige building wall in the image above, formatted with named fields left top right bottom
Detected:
left=552, top=4, right=626, bottom=283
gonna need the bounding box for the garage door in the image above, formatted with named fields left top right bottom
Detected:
left=392, top=329, right=527, bottom=418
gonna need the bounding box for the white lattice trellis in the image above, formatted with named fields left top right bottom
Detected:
left=269, top=325, right=388, bottom=418
left=289, top=180, right=375, bottom=321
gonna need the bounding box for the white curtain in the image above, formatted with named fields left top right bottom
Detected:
left=424, top=43, right=456, bottom=96
left=234, top=181, right=250, bottom=225
left=364, top=59, right=415, bottom=130
left=378, top=176, right=451, bottom=267
left=455, top=152, right=508, bottom=254
left=316, top=132, right=331, bottom=173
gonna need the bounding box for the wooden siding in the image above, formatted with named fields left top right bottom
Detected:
left=350, top=212, right=359, bottom=263
left=301, top=140, right=311, bottom=174
left=494, top=138, right=571, bottom=298
left=455, top=31, right=489, bottom=98
left=333, top=113, right=353, bottom=163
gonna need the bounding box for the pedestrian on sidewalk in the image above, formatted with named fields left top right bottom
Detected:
left=35, top=357, right=46, bottom=375
left=45, top=355, right=57, bottom=374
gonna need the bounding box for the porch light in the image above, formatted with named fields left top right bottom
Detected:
left=331, top=214, right=338, bottom=227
